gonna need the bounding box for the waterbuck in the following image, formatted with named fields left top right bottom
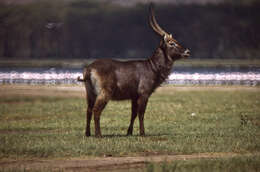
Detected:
left=77, top=5, right=190, bottom=137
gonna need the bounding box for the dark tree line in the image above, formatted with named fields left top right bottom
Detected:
left=0, top=0, right=259, bottom=59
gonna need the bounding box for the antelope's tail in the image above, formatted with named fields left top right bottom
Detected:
left=77, top=76, right=85, bottom=82
left=77, top=67, right=90, bottom=82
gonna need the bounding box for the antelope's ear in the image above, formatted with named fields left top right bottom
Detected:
left=163, top=34, right=168, bottom=42
left=163, top=34, right=173, bottom=42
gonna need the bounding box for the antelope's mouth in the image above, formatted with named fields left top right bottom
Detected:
left=182, top=49, right=190, bottom=58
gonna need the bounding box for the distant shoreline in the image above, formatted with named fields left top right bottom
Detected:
left=0, top=58, right=260, bottom=68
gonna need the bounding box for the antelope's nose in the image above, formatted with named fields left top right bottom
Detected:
left=185, top=49, right=190, bottom=55
left=184, top=49, right=190, bottom=58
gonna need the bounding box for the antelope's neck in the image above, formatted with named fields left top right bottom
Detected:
left=147, top=47, right=174, bottom=84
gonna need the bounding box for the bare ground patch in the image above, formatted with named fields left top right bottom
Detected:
left=1, top=85, right=259, bottom=98
left=157, top=85, right=260, bottom=93
left=0, top=85, right=85, bottom=98
left=0, top=153, right=258, bottom=172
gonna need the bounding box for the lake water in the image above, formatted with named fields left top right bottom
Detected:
left=0, top=66, right=260, bottom=86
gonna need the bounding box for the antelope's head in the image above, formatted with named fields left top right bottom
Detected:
left=149, top=5, right=190, bottom=60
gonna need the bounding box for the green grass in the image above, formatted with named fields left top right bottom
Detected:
left=146, top=155, right=260, bottom=172
left=0, top=86, right=259, bottom=159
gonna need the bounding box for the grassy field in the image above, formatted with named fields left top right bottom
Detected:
left=0, top=85, right=259, bottom=171
left=146, top=155, right=260, bottom=172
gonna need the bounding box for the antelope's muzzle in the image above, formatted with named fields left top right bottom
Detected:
left=183, top=49, right=190, bottom=58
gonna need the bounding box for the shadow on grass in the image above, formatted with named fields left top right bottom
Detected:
left=86, top=133, right=171, bottom=138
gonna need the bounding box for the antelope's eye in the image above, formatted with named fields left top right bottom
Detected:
left=169, top=42, right=176, bottom=47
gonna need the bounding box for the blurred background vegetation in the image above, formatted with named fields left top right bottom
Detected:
left=0, top=0, right=259, bottom=59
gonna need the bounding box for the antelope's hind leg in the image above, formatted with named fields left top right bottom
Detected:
left=85, top=98, right=95, bottom=137
left=85, top=83, right=96, bottom=137
left=93, top=94, right=109, bottom=137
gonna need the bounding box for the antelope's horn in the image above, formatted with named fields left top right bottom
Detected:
left=149, top=4, right=169, bottom=37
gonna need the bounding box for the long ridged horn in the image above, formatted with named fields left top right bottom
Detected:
left=149, top=4, right=169, bottom=37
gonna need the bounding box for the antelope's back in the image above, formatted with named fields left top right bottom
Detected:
left=88, top=59, right=147, bottom=100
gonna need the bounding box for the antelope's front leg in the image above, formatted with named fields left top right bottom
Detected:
left=127, top=98, right=138, bottom=136
left=137, top=95, right=149, bottom=136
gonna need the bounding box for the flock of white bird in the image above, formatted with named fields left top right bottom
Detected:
left=0, top=69, right=260, bottom=85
